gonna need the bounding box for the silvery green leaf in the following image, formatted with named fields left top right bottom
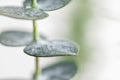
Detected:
left=0, top=7, right=48, bottom=20
left=34, top=61, right=77, bottom=80
left=0, top=78, right=29, bottom=80
left=0, top=30, right=47, bottom=47
left=24, top=0, right=71, bottom=11
left=24, top=40, right=79, bottom=57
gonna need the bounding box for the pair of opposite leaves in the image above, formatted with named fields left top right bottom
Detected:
left=0, top=31, right=78, bottom=57
left=0, top=0, right=71, bottom=20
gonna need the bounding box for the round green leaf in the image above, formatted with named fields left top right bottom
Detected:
left=34, top=61, right=77, bottom=80
left=24, top=0, right=71, bottom=11
left=0, top=7, right=48, bottom=20
left=24, top=40, right=79, bottom=57
left=0, top=30, right=46, bottom=47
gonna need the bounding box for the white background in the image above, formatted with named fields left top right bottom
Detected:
left=0, top=0, right=120, bottom=80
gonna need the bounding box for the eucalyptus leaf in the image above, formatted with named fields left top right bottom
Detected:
left=0, top=7, right=48, bottom=20
left=24, top=0, right=71, bottom=11
left=24, top=40, right=79, bottom=57
left=0, top=30, right=46, bottom=47
left=34, top=61, right=77, bottom=80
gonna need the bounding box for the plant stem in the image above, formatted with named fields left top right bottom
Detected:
left=33, top=20, right=39, bottom=41
left=31, top=0, right=40, bottom=78
left=35, top=57, right=40, bottom=77
left=31, top=0, right=38, bottom=8
left=33, top=20, right=41, bottom=78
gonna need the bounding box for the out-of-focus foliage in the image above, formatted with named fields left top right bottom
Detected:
left=64, top=0, right=93, bottom=79
left=70, top=0, right=92, bottom=64
left=37, top=61, right=77, bottom=80
left=0, top=30, right=47, bottom=47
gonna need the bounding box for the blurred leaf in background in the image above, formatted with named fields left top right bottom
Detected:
left=63, top=0, right=93, bottom=79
